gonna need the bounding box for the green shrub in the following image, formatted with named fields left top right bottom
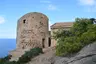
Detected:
left=70, top=18, right=93, bottom=36
left=55, top=18, right=96, bottom=56
left=56, top=37, right=82, bottom=56
left=3, top=55, right=12, bottom=61
left=4, top=61, right=17, bottom=64
left=0, top=55, right=12, bottom=64
left=80, top=31, right=96, bottom=46
left=0, top=47, right=43, bottom=64
left=53, top=30, right=72, bottom=40
left=17, top=47, right=43, bottom=64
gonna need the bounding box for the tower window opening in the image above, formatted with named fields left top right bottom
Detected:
left=23, top=19, right=26, bottom=24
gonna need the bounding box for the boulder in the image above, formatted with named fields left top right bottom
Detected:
left=54, top=42, right=96, bottom=64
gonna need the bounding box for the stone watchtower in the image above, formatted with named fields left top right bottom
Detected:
left=10, top=12, right=51, bottom=61
left=17, top=12, right=50, bottom=50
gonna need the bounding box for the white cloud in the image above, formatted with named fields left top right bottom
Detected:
left=40, top=0, right=51, bottom=3
left=40, top=0, right=57, bottom=11
left=78, top=0, right=96, bottom=12
left=0, top=16, right=5, bottom=24
left=79, top=0, right=96, bottom=6
left=40, top=0, right=58, bottom=11
left=48, top=4, right=57, bottom=11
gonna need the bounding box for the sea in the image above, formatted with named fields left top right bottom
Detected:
left=0, top=39, right=16, bottom=58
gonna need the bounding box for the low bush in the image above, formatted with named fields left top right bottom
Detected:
left=80, top=32, right=96, bottom=46
left=17, top=47, right=43, bottom=64
left=4, top=61, right=17, bottom=64
left=0, top=55, right=12, bottom=64
left=56, top=37, right=82, bottom=56
left=54, top=18, right=96, bottom=56
left=0, top=47, right=43, bottom=64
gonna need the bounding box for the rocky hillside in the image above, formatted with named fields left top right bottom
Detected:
left=27, top=46, right=56, bottom=64
left=27, top=42, right=96, bottom=64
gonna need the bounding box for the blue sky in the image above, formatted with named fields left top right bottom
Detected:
left=0, top=0, right=96, bottom=38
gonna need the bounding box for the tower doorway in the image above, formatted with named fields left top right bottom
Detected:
left=48, top=37, right=51, bottom=47
left=42, top=38, right=45, bottom=48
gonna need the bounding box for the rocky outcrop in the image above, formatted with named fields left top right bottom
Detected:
left=27, top=46, right=56, bottom=64
left=54, top=42, right=96, bottom=64
left=27, top=42, right=96, bottom=64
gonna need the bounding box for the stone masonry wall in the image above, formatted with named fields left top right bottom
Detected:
left=17, top=12, right=49, bottom=50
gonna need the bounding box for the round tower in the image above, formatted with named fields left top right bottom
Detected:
left=17, top=12, right=49, bottom=50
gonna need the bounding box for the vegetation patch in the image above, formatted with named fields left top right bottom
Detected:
left=0, top=55, right=12, bottom=64
left=0, top=47, right=43, bottom=64
left=53, top=18, right=96, bottom=56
